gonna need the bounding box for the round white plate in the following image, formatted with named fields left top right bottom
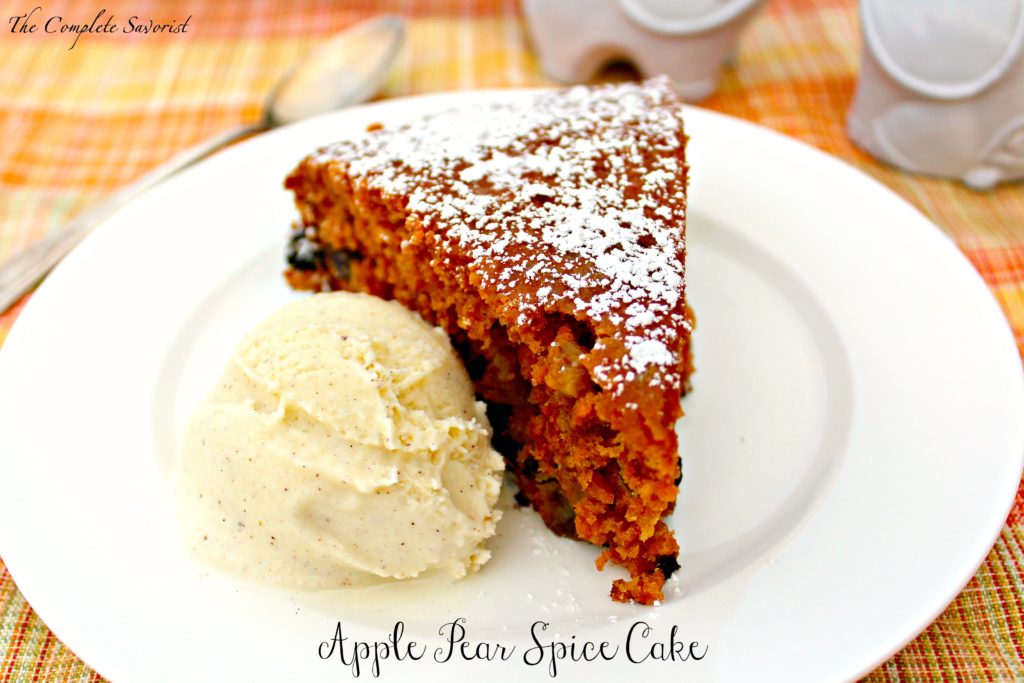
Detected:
left=0, top=91, right=1021, bottom=683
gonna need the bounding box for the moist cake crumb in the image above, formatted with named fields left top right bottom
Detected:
left=284, top=77, right=694, bottom=604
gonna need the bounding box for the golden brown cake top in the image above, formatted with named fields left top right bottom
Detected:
left=312, top=78, right=690, bottom=397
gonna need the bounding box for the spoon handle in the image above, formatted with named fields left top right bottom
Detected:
left=0, top=123, right=265, bottom=314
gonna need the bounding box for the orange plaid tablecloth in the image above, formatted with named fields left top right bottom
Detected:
left=0, top=0, right=1021, bottom=680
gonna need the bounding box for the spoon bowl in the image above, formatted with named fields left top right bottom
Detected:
left=0, top=15, right=407, bottom=314
left=268, top=15, right=406, bottom=126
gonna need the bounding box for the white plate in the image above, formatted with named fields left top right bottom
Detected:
left=0, top=91, right=1021, bottom=683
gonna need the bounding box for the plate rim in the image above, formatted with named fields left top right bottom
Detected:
left=0, top=87, right=1021, bottom=683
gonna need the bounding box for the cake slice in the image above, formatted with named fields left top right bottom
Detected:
left=283, top=77, right=693, bottom=604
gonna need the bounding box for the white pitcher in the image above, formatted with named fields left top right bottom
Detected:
left=847, top=0, right=1024, bottom=190
left=522, top=0, right=764, bottom=102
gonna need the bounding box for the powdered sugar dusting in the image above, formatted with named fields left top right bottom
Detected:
left=313, top=78, right=690, bottom=393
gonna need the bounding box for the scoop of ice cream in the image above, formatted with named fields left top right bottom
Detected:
left=178, top=292, right=505, bottom=588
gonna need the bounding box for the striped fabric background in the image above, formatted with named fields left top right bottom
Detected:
left=1, top=0, right=1022, bottom=680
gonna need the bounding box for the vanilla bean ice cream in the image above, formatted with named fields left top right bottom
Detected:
left=178, top=292, right=504, bottom=588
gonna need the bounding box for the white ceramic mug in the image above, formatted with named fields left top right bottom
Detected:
left=522, top=0, right=764, bottom=102
left=847, top=0, right=1024, bottom=190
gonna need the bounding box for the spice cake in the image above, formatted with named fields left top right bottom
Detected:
left=283, top=77, right=693, bottom=604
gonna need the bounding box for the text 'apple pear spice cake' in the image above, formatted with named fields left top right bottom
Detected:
left=284, top=77, right=694, bottom=604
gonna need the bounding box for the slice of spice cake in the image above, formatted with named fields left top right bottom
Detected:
left=284, top=77, right=693, bottom=604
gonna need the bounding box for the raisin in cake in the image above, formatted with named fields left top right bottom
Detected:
left=284, top=77, right=693, bottom=604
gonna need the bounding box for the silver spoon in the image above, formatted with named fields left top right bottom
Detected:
left=0, top=15, right=405, bottom=314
